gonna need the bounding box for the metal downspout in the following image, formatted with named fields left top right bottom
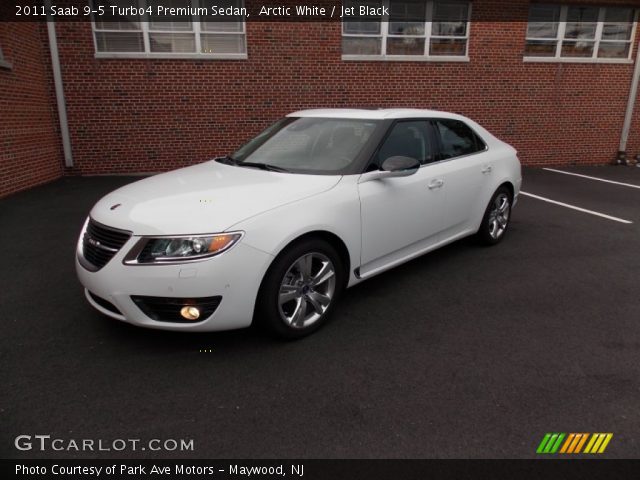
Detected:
left=618, top=39, right=640, bottom=165
left=46, top=3, right=73, bottom=168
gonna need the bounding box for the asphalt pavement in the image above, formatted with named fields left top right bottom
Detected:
left=1, top=166, right=639, bottom=459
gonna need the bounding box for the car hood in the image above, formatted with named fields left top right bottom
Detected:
left=90, top=161, right=342, bottom=235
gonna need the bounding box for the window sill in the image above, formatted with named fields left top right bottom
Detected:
left=342, top=55, right=470, bottom=62
left=0, top=59, right=13, bottom=70
left=523, top=56, right=634, bottom=65
left=94, top=52, right=248, bottom=60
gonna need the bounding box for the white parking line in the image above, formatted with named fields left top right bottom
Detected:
left=543, top=168, right=640, bottom=190
left=519, top=191, right=633, bottom=224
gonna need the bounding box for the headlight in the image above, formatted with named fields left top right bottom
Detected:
left=123, top=232, right=243, bottom=265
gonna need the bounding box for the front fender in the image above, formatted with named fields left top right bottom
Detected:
left=228, top=177, right=362, bottom=286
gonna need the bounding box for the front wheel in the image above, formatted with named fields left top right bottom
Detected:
left=255, top=239, right=345, bottom=339
left=477, top=186, right=512, bottom=245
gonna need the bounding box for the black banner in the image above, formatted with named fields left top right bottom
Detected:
left=1, top=0, right=531, bottom=23
left=4, top=459, right=640, bottom=480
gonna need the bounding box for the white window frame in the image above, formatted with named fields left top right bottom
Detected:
left=524, top=5, right=638, bottom=64
left=92, top=0, right=247, bottom=60
left=0, top=44, right=11, bottom=70
left=341, top=0, right=472, bottom=62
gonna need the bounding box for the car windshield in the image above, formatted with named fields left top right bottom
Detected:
left=229, top=117, right=380, bottom=174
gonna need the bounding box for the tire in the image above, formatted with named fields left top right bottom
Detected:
left=477, top=186, right=513, bottom=245
left=255, top=238, right=346, bottom=339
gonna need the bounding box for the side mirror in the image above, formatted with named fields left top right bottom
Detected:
left=381, top=156, right=421, bottom=177
left=358, top=156, right=421, bottom=183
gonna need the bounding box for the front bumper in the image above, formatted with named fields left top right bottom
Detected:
left=76, top=237, right=274, bottom=332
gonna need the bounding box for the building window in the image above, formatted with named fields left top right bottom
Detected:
left=525, top=4, right=637, bottom=62
left=0, top=43, right=11, bottom=70
left=92, top=0, right=247, bottom=58
left=342, top=0, right=471, bottom=61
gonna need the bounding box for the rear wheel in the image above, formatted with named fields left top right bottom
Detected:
left=256, top=239, right=345, bottom=339
left=477, top=186, right=512, bottom=245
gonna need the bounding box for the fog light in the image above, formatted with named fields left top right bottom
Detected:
left=180, top=306, right=200, bottom=321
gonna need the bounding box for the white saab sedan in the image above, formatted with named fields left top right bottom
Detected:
left=76, top=109, right=521, bottom=338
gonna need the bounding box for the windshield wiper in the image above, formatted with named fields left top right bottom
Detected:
left=215, top=155, right=238, bottom=165
left=216, top=156, right=290, bottom=173
left=237, top=162, right=291, bottom=173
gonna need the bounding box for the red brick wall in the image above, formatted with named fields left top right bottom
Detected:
left=0, top=23, right=64, bottom=198
left=50, top=0, right=640, bottom=174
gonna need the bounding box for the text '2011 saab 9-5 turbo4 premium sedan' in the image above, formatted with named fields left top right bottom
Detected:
left=76, top=109, right=522, bottom=338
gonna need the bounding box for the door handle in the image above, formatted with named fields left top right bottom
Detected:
left=428, top=179, right=444, bottom=190
left=481, top=165, right=493, bottom=174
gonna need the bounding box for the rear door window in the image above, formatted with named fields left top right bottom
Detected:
left=433, top=119, right=486, bottom=160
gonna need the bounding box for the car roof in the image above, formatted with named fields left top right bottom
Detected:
left=287, top=108, right=465, bottom=120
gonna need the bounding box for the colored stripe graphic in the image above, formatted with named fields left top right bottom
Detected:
left=544, top=433, right=559, bottom=453
left=537, top=433, right=565, bottom=454
left=559, top=433, right=575, bottom=453
left=598, top=434, right=613, bottom=453
left=584, top=434, right=614, bottom=454
left=536, top=433, right=551, bottom=453
left=537, top=433, right=613, bottom=454
left=574, top=433, right=589, bottom=453
left=568, top=433, right=583, bottom=453
left=550, top=433, right=565, bottom=453
left=584, top=434, right=599, bottom=453
left=536, top=433, right=552, bottom=454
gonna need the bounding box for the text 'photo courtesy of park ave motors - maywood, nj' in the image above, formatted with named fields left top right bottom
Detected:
left=15, top=463, right=304, bottom=477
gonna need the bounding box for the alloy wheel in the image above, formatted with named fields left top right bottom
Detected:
left=488, top=193, right=510, bottom=239
left=277, top=252, right=336, bottom=329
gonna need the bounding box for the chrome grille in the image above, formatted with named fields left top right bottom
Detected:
left=81, top=219, right=131, bottom=271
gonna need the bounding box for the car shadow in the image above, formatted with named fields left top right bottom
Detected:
left=92, top=234, right=489, bottom=353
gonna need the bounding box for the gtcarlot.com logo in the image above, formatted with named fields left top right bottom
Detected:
left=14, top=435, right=194, bottom=452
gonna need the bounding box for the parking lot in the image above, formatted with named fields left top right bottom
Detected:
left=1, top=165, right=639, bottom=459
